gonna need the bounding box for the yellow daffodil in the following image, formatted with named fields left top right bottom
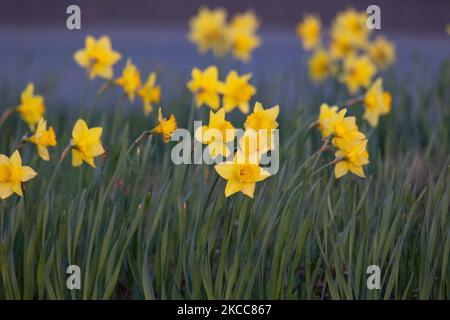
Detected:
left=71, top=119, right=105, bottom=168
left=195, top=108, right=234, bottom=158
left=368, top=36, right=396, bottom=70
left=219, top=71, right=256, bottom=114
left=341, top=55, right=376, bottom=94
left=334, top=138, right=369, bottom=178
left=229, top=11, right=261, bottom=62
left=329, top=31, right=357, bottom=59
left=244, top=102, right=279, bottom=151
left=0, top=151, right=37, bottom=199
left=17, top=83, right=46, bottom=131
left=188, top=7, right=230, bottom=57
left=308, top=48, right=336, bottom=82
left=151, top=108, right=177, bottom=143
left=296, top=15, right=321, bottom=50
left=74, top=35, right=121, bottom=80
left=138, top=72, right=161, bottom=116
left=115, top=59, right=142, bottom=102
left=215, top=150, right=271, bottom=198
left=363, top=78, right=391, bottom=127
left=27, top=118, right=57, bottom=161
left=318, top=104, right=364, bottom=143
left=331, top=8, right=369, bottom=48
left=187, top=66, right=222, bottom=110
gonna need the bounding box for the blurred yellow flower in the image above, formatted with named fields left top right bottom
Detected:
left=215, top=150, right=271, bottom=198
left=27, top=118, right=57, bottom=161
left=296, top=15, right=321, bottom=50
left=195, top=108, right=235, bottom=158
left=332, top=8, right=369, bottom=48
left=341, top=55, right=376, bottom=94
left=71, top=119, right=105, bottom=168
left=363, top=78, right=391, bottom=127
left=17, top=83, right=46, bottom=131
left=151, top=108, right=177, bottom=143
left=187, top=66, right=221, bottom=110
left=368, top=36, right=396, bottom=69
left=115, top=59, right=142, bottom=102
left=188, top=7, right=230, bottom=57
left=308, top=48, right=336, bottom=82
left=229, top=11, right=261, bottom=62
left=0, top=151, right=37, bottom=199
left=138, top=73, right=161, bottom=116
left=318, top=103, right=339, bottom=138
left=219, top=71, right=256, bottom=114
left=329, top=31, right=357, bottom=59
left=334, top=138, right=369, bottom=178
left=74, top=35, right=121, bottom=80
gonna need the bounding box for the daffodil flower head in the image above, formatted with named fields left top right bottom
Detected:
left=17, top=83, right=46, bottom=131
left=331, top=8, right=370, bottom=49
left=363, top=78, right=391, bottom=127
left=318, top=103, right=339, bottom=138
left=27, top=118, right=57, bottom=161
left=138, top=72, right=161, bottom=116
left=115, top=59, right=142, bottom=102
left=214, top=150, right=271, bottom=198
left=187, top=66, right=222, bottom=110
left=238, top=128, right=273, bottom=161
left=308, top=48, right=336, bottom=82
left=0, top=151, right=37, bottom=199
left=341, top=55, right=376, bottom=94
left=244, top=102, right=279, bottom=149
left=151, top=108, right=177, bottom=143
left=334, top=137, right=369, bottom=178
left=296, top=15, right=321, bottom=50
left=188, top=7, right=230, bottom=57
left=219, top=71, right=256, bottom=114
left=368, top=36, right=396, bottom=70
left=74, top=35, right=122, bottom=80
left=71, top=119, right=105, bottom=168
left=229, top=11, right=261, bottom=62
left=195, top=108, right=235, bottom=158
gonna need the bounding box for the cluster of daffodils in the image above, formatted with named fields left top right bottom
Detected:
left=296, top=8, right=395, bottom=127
left=194, top=102, right=278, bottom=198
left=188, top=7, right=261, bottom=62
left=74, top=35, right=161, bottom=116
left=187, top=65, right=256, bottom=113
left=317, top=104, right=369, bottom=178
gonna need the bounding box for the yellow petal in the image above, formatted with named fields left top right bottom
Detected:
left=72, top=119, right=88, bottom=141
left=241, top=183, right=256, bottom=198
left=21, top=166, right=37, bottom=182
left=215, top=163, right=234, bottom=179
left=88, top=127, right=103, bottom=142
left=335, top=161, right=349, bottom=178
left=37, top=146, right=50, bottom=161
left=10, top=151, right=22, bottom=167
left=11, top=182, right=22, bottom=196
left=225, top=179, right=243, bottom=197
left=72, top=150, right=83, bottom=167
left=0, top=183, right=13, bottom=199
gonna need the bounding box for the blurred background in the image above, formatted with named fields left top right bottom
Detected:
left=0, top=0, right=449, bottom=106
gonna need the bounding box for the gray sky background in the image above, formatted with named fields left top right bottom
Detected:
left=0, top=0, right=449, bottom=34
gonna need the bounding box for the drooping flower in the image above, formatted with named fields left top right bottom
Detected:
left=71, top=119, right=105, bottom=168
left=229, top=11, right=261, bottom=62
left=195, top=108, right=234, bottom=158
left=341, top=55, right=376, bottom=94
left=73, top=35, right=122, bottom=80
left=188, top=7, right=230, bottom=57
left=363, top=78, right=391, bottom=127
left=215, top=150, right=271, bottom=198
left=0, top=151, right=37, bottom=199
left=138, top=72, right=161, bottom=116
left=187, top=66, right=221, bottom=110
left=115, top=59, right=142, bottom=102
left=151, top=108, right=177, bottom=143
left=308, top=48, right=336, bottom=82
left=219, top=71, right=256, bottom=114
left=368, top=36, right=396, bottom=70
left=296, top=15, right=321, bottom=50
left=27, top=118, right=57, bottom=161
left=333, top=137, right=369, bottom=178
left=16, top=83, right=46, bottom=131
